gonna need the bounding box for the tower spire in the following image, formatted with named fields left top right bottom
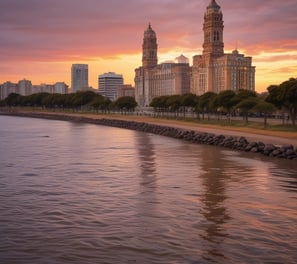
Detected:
left=142, top=23, right=158, bottom=68
left=203, top=0, right=224, bottom=57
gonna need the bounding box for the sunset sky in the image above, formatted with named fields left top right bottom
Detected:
left=0, top=0, right=296, bottom=93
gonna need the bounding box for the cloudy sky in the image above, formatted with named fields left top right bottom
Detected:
left=0, top=0, right=296, bottom=92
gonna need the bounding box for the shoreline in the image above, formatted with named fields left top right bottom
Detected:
left=1, top=109, right=297, bottom=160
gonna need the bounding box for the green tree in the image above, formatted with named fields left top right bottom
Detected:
left=28, top=92, right=50, bottom=108
left=5, top=93, right=22, bottom=106
left=199, top=92, right=217, bottom=120
left=166, top=95, right=182, bottom=114
left=266, top=78, right=297, bottom=125
left=236, top=97, right=259, bottom=124
left=150, top=96, right=170, bottom=113
left=216, top=90, right=236, bottom=121
left=113, top=96, right=137, bottom=112
left=180, top=93, right=197, bottom=117
left=90, top=95, right=105, bottom=112
left=252, top=101, right=277, bottom=128
left=70, top=91, right=97, bottom=109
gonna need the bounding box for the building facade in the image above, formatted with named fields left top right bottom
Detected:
left=0, top=80, right=68, bottom=100
left=98, top=72, right=124, bottom=101
left=117, top=84, right=135, bottom=99
left=18, top=79, right=32, bottom=96
left=191, top=0, right=255, bottom=95
left=135, top=24, right=191, bottom=107
left=54, top=82, right=68, bottom=94
left=71, top=64, right=88, bottom=92
left=0, top=82, right=18, bottom=100
left=134, top=0, right=255, bottom=106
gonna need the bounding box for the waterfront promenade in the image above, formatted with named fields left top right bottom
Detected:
left=1, top=109, right=297, bottom=148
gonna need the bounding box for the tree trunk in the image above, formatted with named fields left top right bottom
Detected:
left=264, top=114, right=267, bottom=128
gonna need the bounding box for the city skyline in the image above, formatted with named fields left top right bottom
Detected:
left=0, top=0, right=296, bottom=92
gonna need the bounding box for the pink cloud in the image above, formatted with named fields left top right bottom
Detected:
left=0, top=0, right=296, bottom=91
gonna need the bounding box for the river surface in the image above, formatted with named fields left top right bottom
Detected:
left=0, top=115, right=296, bottom=264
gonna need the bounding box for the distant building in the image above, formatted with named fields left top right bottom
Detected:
left=98, top=72, right=124, bottom=101
left=191, top=0, right=255, bottom=95
left=54, top=82, right=68, bottom=94
left=31, top=82, right=68, bottom=94
left=134, top=24, right=191, bottom=107
left=18, top=79, right=32, bottom=96
left=0, top=81, right=18, bottom=100
left=134, top=0, right=255, bottom=106
left=117, top=84, right=135, bottom=99
left=32, top=84, right=54, bottom=94
left=71, top=64, right=88, bottom=92
left=0, top=80, right=68, bottom=100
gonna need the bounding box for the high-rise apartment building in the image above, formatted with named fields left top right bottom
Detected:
left=18, top=79, right=32, bottom=96
left=71, top=64, right=88, bottom=92
left=98, top=72, right=123, bottom=101
left=191, top=0, right=255, bottom=95
left=0, top=82, right=18, bottom=100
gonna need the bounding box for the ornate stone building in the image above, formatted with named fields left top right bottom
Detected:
left=134, top=0, right=255, bottom=107
left=191, top=0, right=255, bottom=95
left=135, top=24, right=191, bottom=107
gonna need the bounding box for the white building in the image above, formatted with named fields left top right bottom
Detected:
left=18, top=79, right=32, bottom=96
left=54, top=82, right=68, bottom=94
left=0, top=82, right=18, bottom=100
left=98, top=72, right=124, bottom=101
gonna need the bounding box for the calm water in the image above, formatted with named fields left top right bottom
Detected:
left=0, top=116, right=296, bottom=264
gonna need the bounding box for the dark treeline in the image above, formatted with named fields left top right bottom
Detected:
left=0, top=91, right=137, bottom=113
left=150, top=78, right=297, bottom=126
left=1, top=78, right=296, bottom=126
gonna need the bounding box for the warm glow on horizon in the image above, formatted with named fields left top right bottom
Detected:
left=0, top=0, right=296, bottom=94
left=1, top=48, right=295, bottom=94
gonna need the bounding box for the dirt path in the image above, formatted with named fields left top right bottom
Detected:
left=33, top=111, right=297, bottom=147
left=1, top=110, right=297, bottom=147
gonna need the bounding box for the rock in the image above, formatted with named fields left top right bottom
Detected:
left=264, top=144, right=276, bottom=152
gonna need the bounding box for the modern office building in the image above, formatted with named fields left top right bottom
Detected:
left=134, top=24, right=191, bottom=107
left=71, top=64, right=88, bottom=92
left=191, top=0, right=255, bottom=95
left=98, top=72, right=124, bottom=101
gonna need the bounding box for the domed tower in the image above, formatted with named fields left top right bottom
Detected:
left=202, top=0, right=224, bottom=57
left=142, top=23, right=158, bottom=68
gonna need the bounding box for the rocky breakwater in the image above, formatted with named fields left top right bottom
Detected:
left=79, top=116, right=297, bottom=160
left=2, top=111, right=297, bottom=160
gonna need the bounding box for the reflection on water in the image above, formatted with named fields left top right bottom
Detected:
left=199, top=147, right=230, bottom=262
left=0, top=116, right=297, bottom=264
left=137, top=132, right=157, bottom=186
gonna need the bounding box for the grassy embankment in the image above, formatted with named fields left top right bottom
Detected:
left=2, top=107, right=297, bottom=140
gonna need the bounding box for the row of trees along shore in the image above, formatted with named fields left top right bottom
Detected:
left=1, top=91, right=137, bottom=113
left=1, top=77, right=296, bottom=126
left=152, top=78, right=297, bottom=126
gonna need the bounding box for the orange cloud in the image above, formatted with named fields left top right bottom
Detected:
left=0, top=0, right=296, bottom=94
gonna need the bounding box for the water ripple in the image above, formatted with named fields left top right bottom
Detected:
left=0, top=116, right=297, bottom=263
